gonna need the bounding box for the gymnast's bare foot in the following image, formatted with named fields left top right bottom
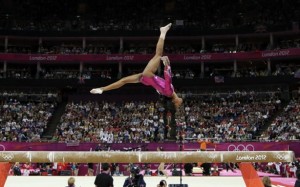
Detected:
left=90, top=88, right=103, bottom=94
left=160, top=23, right=172, bottom=34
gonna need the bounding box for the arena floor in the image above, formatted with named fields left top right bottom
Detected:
left=4, top=169, right=297, bottom=187
left=5, top=176, right=247, bottom=187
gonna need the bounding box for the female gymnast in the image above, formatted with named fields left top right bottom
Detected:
left=157, top=146, right=168, bottom=177
left=90, top=23, right=183, bottom=109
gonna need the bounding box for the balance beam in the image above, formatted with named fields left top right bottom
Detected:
left=0, top=151, right=294, bottom=163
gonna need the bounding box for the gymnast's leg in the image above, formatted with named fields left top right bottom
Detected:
left=142, top=23, right=172, bottom=77
left=90, top=73, right=142, bottom=94
left=90, top=23, right=172, bottom=94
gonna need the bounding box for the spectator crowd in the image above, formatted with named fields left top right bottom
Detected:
left=0, top=88, right=297, bottom=143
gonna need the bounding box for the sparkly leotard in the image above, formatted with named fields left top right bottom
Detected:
left=140, top=65, right=174, bottom=97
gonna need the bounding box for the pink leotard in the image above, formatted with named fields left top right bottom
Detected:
left=140, top=65, right=174, bottom=97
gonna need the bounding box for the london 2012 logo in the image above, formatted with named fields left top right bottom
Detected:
left=275, top=153, right=287, bottom=161
left=0, top=144, right=14, bottom=161
left=227, top=144, right=255, bottom=151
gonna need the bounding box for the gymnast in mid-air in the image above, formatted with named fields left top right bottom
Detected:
left=90, top=23, right=183, bottom=109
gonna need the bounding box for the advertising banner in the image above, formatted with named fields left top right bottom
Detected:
left=0, top=48, right=299, bottom=62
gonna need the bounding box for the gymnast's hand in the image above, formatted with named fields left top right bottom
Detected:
left=161, top=56, right=170, bottom=66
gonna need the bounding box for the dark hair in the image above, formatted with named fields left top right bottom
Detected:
left=297, top=170, right=300, bottom=179
left=130, top=165, right=140, bottom=175
left=159, top=180, right=166, bottom=186
left=102, top=163, right=110, bottom=171
left=160, top=95, right=176, bottom=112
